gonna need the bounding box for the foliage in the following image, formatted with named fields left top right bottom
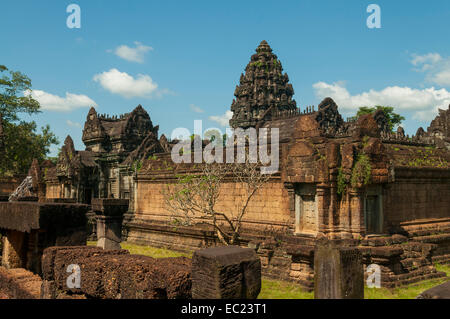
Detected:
left=406, top=147, right=448, bottom=168
left=132, top=159, right=142, bottom=172
left=251, top=61, right=264, bottom=68
left=350, top=154, right=372, bottom=188
left=0, top=121, right=58, bottom=176
left=0, top=65, right=40, bottom=123
left=336, top=167, right=347, bottom=196
left=350, top=106, right=405, bottom=132
left=0, top=65, right=59, bottom=176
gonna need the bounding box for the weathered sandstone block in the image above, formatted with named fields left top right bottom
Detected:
left=417, top=281, right=450, bottom=299
left=314, top=240, right=364, bottom=299
left=191, top=246, right=261, bottom=299
left=41, top=246, right=191, bottom=299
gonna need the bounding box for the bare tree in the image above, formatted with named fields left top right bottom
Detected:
left=163, top=160, right=270, bottom=245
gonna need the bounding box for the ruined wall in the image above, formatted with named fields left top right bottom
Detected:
left=383, top=168, right=450, bottom=229
left=133, top=180, right=291, bottom=231
left=0, top=175, right=26, bottom=196
left=45, top=184, right=61, bottom=199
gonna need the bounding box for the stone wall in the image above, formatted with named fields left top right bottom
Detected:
left=0, top=267, right=42, bottom=299
left=134, top=180, right=291, bottom=232
left=45, top=184, right=61, bottom=199
left=0, top=175, right=26, bottom=197
left=383, top=168, right=450, bottom=229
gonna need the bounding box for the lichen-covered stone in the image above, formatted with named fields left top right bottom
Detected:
left=41, top=246, right=192, bottom=299
left=314, top=240, right=364, bottom=299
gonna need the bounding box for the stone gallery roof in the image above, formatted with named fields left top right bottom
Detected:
left=261, top=116, right=299, bottom=142
left=229, top=40, right=298, bottom=129
left=384, top=143, right=450, bottom=169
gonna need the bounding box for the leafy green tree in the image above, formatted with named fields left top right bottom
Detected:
left=0, top=65, right=59, bottom=176
left=351, top=106, right=405, bottom=132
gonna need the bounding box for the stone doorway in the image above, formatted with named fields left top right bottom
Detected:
left=294, top=184, right=318, bottom=235
left=84, top=188, right=92, bottom=205
left=364, top=187, right=383, bottom=234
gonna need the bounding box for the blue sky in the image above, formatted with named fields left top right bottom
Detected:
left=1, top=0, right=450, bottom=155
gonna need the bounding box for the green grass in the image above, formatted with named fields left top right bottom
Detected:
left=87, top=241, right=192, bottom=258
left=88, top=241, right=450, bottom=299
left=258, top=278, right=313, bottom=299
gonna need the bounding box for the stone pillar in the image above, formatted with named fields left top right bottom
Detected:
left=85, top=211, right=97, bottom=241
left=25, top=229, right=41, bottom=274
left=1, top=230, right=27, bottom=269
left=92, top=199, right=129, bottom=250
left=314, top=240, right=364, bottom=299
left=284, top=183, right=295, bottom=233
left=349, top=189, right=365, bottom=237
left=316, top=184, right=329, bottom=235
left=191, top=246, right=261, bottom=299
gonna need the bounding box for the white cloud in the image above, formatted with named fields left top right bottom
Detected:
left=313, top=81, right=450, bottom=122
left=209, top=110, right=233, bottom=127
left=93, top=68, right=166, bottom=99
left=190, top=104, right=204, bottom=113
left=410, top=53, right=450, bottom=86
left=24, top=89, right=97, bottom=112
left=411, top=53, right=442, bottom=69
left=112, top=41, right=153, bottom=63
left=66, top=120, right=82, bottom=128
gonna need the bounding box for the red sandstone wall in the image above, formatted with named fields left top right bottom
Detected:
left=46, top=184, right=61, bottom=199
left=383, top=169, right=450, bottom=227
left=134, top=180, right=291, bottom=231
left=0, top=175, right=25, bottom=196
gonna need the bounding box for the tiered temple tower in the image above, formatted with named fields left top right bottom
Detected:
left=229, top=40, right=298, bottom=129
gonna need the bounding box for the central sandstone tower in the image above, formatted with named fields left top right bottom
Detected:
left=229, top=40, right=298, bottom=129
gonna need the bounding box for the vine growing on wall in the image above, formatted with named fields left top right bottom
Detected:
left=350, top=154, right=372, bottom=188
left=337, top=167, right=347, bottom=196
left=336, top=137, right=372, bottom=197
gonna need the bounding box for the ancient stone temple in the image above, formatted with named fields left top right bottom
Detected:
left=229, top=40, right=298, bottom=129
left=426, top=105, right=450, bottom=149
left=45, top=136, right=98, bottom=203
left=34, top=40, right=450, bottom=290
left=43, top=105, right=166, bottom=206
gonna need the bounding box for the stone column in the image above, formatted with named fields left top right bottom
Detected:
left=25, top=230, right=40, bottom=273
left=1, top=230, right=27, bottom=269
left=284, top=183, right=295, bottom=233
left=349, top=189, right=365, bottom=238
left=314, top=239, right=364, bottom=299
left=92, top=199, right=129, bottom=250
left=316, top=184, right=329, bottom=235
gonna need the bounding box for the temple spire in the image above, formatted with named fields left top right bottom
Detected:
left=229, top=40, right=297, bottom=128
